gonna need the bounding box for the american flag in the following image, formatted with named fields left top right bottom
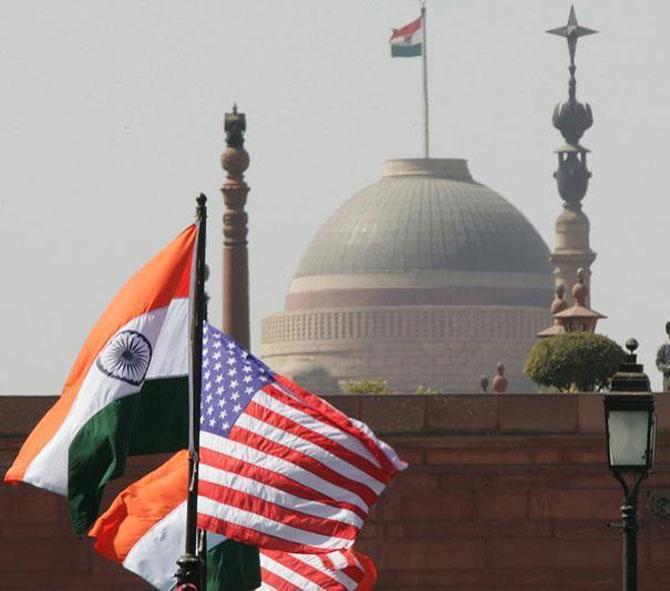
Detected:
left=197, top=322, right=407, bottom=553
left=259, top=548, right=377, bottom=591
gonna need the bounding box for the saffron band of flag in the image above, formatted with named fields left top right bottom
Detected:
left=5, top=225, right=197, bottom=535
left=89, top=450, right=377, bottom=591
left=196, top=323, right=407, bottom=554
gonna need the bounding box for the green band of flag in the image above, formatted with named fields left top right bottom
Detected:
left=391, top=43, right=422, bottom=57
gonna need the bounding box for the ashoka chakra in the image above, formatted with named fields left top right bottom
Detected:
left=96, top=330, right=153, bottom=386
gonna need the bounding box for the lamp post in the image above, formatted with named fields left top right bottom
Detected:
left=604, top=339, right=656, bottom=591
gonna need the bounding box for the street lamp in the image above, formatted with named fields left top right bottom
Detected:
left=604, top=339, right=656, bottom=591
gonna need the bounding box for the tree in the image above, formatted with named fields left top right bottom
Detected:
left=524, top=332, right=625, bottom=392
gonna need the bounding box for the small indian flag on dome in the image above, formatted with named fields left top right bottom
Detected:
left=390, top=14, right=423, bottom=57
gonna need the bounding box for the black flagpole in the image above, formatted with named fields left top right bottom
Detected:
left=176, top=193, right=208, bottom=588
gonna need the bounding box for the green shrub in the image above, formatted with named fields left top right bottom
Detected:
left=343, top=379, right=392, bottom=395
left=524, top=332, right=625, bottom=392
left=415, top=386, right=445, bottom=395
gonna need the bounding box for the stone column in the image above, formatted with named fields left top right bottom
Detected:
left=221, top=104, right=251, bottom=348
left=550, top=204, right=596, bottom=301
left=547, top=7, right=598, bottom=305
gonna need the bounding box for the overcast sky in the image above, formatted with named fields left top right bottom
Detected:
left=1, top=1, right=668, bottom=394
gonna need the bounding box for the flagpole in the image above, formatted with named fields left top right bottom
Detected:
left=176, top=193, right=208, bottom=589
left=421, top=1, right=429, bottom=158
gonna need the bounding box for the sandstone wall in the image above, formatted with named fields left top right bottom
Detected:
left=2, top=394, right=670, bottom=590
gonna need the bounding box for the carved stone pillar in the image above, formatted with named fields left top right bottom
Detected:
left=547, top=7, right=598, bottom=305
left=221, top=104, right=250, bottom=348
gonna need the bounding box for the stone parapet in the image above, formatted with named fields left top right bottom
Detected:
left=326, top=392, right=670, bottom=436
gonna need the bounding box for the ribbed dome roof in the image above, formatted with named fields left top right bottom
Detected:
left=295, top=159, right=551, bottom=278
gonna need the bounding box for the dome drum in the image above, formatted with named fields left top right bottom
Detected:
left=263, top=305, right=550, bottom=393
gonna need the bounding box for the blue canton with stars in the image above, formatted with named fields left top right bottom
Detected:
left=200, top=322, right=275, bottom=438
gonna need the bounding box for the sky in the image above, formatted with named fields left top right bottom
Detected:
left=1, top=1, right=668, bottom=394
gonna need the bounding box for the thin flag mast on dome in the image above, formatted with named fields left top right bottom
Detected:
left=390, top=0, right=430, bottom=158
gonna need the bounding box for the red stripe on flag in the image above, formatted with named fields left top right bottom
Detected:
left=244, top=400, right=391, bottom=485
left=321, top=552, right=336, bottom=570
left=356, top=552, right=378, bottom=591
left=227, top=425, right=378, bottom=507
left=260, top=567, right=301, bottom=591
left=198, top=513, right=327, bottom=554
left=264, top=551, right=345, bottom=590
left=269, top=378, right=403, bottom=476
left=342, top=564, right=364, bottom=583
left=199, top=447, right=368, bottom=521
left=198, top=480, right=359, bottom=541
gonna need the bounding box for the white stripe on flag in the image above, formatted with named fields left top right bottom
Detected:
left=296, top=553, right=358, bottom=590
left=254, top=388, right=382, bottom=469
left=260, top=553, right=322, bottom=591
left=233, top=412, right=386, bottom=494
left=390, top=29, right=422, bottom=46
left=123, top=501, right=186, bottom=591
left=199, top=463, right=364, bottom=528
left=198, top=495, right=352, bottom=550
left=200, top=431, right=371, bottom=514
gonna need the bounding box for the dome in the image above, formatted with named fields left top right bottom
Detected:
left=262, top=158, right=553, bottom=394
left=286, top=159, right=552, bottom=311
left=295, top=159, right=551, bottom=278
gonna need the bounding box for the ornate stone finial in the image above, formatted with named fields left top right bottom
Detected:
left=538, top=283, right=570, bottom=337
left=480, top=375, right=489, bottom=393
left=551, top=267, right=606, bottom=333
left=224, top=103, right=246, bottom=150
left=548, top=6, right=597, bottom=208
left=221, top=105, right=250, bottom=243
left=492, top=363, right=508, bottom=393
left=547, top=5, right=598, bottom=66
left=571, top=268, right=588, bottom=306
left=611, top=337, right=651, bottom=392
left=551, top=283, right=569, bottom=315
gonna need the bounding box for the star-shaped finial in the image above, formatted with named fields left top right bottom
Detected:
left=547, top=5, right=598, bottom=64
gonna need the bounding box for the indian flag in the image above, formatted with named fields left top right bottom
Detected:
left=390, top=15, right=423, bottom=57
left=89, top=450, right=378, bottom=591
left=4, top=225, right=196, bottom=535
